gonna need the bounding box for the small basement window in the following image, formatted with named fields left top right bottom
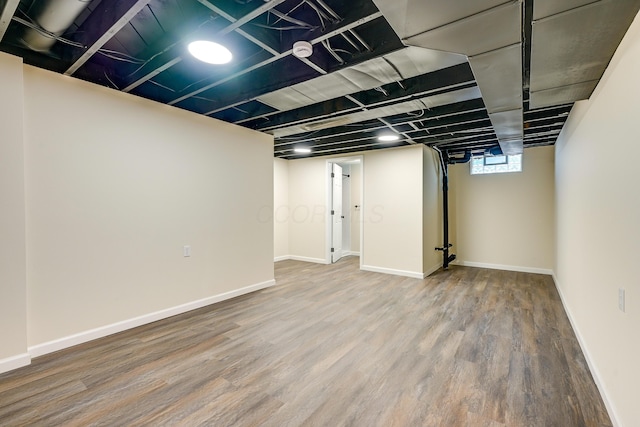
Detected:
left=470, top=154, right=522, bottom=175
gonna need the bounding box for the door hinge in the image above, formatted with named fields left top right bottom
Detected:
left=331, top=210, right=335, bottom=215
left=331, top=248, right=335, bottom=253
left=331, top=172, right=335, bottom=178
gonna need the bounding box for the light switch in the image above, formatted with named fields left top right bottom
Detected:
left=183, top=245, right=191, bottom=257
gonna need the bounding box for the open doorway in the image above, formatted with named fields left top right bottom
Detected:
left=326, top=156, right=363, bottom=265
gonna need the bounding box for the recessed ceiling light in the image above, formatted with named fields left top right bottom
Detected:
left=188, top=40, right=232, bottom=64
left=378, top=134, right=400, bottom=142
left=294, top=147, right=311, bottom=154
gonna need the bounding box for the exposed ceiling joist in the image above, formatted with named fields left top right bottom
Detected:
left=3, top=0, right=633, bottom=159
left=241, top=62, right=475, bottom=131
left=65, top=0, right=153, bottom=76
left=0, top=0, right=19, bottom=41
left=197, top=0, right=281, bottom=55
left=168, top=11, right=384, bottom=107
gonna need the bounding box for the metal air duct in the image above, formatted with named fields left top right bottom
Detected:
left=529, top=0, right=640, bottom=108
left=21, top=0, right=90, bottom=52
left=373, top=0, right=525, bottom=154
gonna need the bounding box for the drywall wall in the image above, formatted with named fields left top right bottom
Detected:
left=274, top=158, right=289, bottom=260
left=350, top=163, right=362, bottom=254
left=362, top=145, right=424, bottom=276
left=340, top=165, right=352, bottom=254
left=423, top=146, right=443, bottom=275
left=554, top=10, right=640, bottom=426
left=0, top=53, right=28, bottom=372
left=22, top=65, right=274, bottom=350
left=284, top=146, right=438, bottom=277
left=287, top=157, right=328, bottom=263
left=450, top=146, right=555, bottom=273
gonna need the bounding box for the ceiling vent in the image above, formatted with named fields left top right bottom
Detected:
left=293, top=41, right=313, bottom=58
left=21, top=0, right=90, bottom=52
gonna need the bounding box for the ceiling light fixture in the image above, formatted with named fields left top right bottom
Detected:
left=188, top=40, right=232, bottom=64
left=294, top=147, right=311, bottom=154
left=378, top=134, right=400, bottom=142
left=292, top=41, right=313, bottom=58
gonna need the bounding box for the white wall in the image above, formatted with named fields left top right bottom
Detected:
left=18, top=64, right=273, bottom=355
left=554, top=10, right=640, bottom=426
left=340, top=165, right=352, bottom=254
left=450, top=146, right=555, bottom=273
left=287, top=157, right=328, bottom=263
left=274, top=158, right=289, bottom=260
left=350, top=163, right=362, bottom=254
left=281, top=146, right=439, bottom=277
left=361, top=146, right=424, bottom=276
left=0, top=54, right=29, bottom=372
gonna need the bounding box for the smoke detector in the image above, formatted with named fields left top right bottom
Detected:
left=293, top=41, right=313, bottom=58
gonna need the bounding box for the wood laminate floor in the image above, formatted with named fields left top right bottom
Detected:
left=0, top=257, right=611, bottom=426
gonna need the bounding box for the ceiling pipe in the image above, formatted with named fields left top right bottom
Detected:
left=447, top=150, right=472, bottom=164
left=21, top=0, right=90, bottom=52
left=433, top=147, right=456, bottom=269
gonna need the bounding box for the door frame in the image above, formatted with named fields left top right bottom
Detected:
left=325, top=156, right=364, bottom=268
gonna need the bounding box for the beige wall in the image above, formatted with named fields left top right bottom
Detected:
left=554, top=11, right=640, bottom=426
left=423, top=146, right=443, bottom=275
left=287, top=157, right=328, bottom=262
left=362, top=146, right=424, bottom=276
left=20, top=65, right=273, bottom=351
left=450, top=146, right=555, bottom=273
left=282, top=146, right=438, bottom=277
left=350, top=163, right=362, bottom=254
left=0, top=54, right=28, bottom=371
left=274, top=158, right=289, bottom=260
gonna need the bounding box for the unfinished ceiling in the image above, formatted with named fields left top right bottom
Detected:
left=0, top=0, right=638, bottom=159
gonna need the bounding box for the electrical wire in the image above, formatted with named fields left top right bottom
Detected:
left=103, top=71, right=119, bottom=89
left=253, top=23, right=316, bottom=31
left=271, top=1, right=306, bottom=26
left=126, top=15, right=223, bottom=77
left=13, top=15, right=148, bottom=65
left=96, top=50, right=145, bottom=64
left=277, top=130, right=321, bottom=139
left=374, top=86, right=388, bottom=96
left=304, top=0, right=328, bottom=29
left=268, top=8, right=315, bottom=29
left=321, top=39, right=344, bottom=63
left=148, top=79, right=176, bottom=92
left=13, top=16, right=84, bottom=48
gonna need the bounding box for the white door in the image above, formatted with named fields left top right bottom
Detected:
left=332, top=163, right=343, bottom=263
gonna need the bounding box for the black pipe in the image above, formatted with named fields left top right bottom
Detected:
left=434, top=149, right=456, bottom=269
left=448, top=150, right=471, bottom=164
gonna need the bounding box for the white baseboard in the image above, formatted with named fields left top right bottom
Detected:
left=361, top=265, right=424, bottom=279
left=423, top=262, right=442, bottom=278
left=276, top=254, right=360, bottom=263
left=452, top=260, right=553, bottom=275
left=277, top=255, right=329, bottom=264
left=552, top=273, right=620, bottom=427
left=28, top=279, right=276, bottom=359
left=0, top=353, right=31, bottom=375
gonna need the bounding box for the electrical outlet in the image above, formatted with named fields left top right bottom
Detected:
left=618, top=288, right=625, bottom=312
left=183, top=245, right=191, bottom=257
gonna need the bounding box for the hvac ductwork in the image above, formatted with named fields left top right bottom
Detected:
left=529, top=0, right=640, bottom=108
left=373, top=0, right=525, bottom=155
left=21, top=0, right=90, bottom=52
